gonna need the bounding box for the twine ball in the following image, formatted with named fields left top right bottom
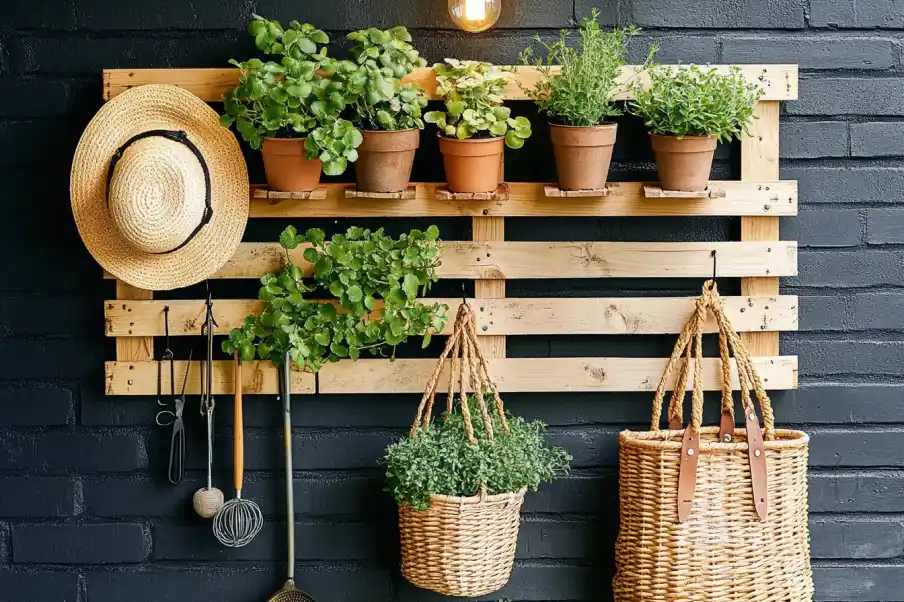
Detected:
left=193, top=487, right=225, bottom=519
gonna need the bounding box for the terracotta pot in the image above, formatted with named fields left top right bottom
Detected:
left=649, top=133, right=717, bottom=192
left=355, top=129, right=420, bottom=193
left=550, top=123, right=617, bottom=191
left=438, top=135, right=505, bottom=193
left=261, top=137, right=322, bottom=192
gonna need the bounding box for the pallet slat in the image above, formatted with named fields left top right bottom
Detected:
left=103, top=356, right=798, bottom=395
left=248, top=181, right=796, bottom=217
left=104, top=65, right=799, bottom=102
left=105, top=296, right=799, bottom=337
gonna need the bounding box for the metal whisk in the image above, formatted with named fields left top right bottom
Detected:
left=213, top=354, right=263, bottom=547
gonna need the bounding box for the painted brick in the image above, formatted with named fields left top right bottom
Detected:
left=790, top=78, right=904, bottom=116
left=723, top=36, right=894, bottom=70
left=85, top=569, right=392, bottom=602
left=0, top=433, right=145, bottom=472
left=0, top=120, right=76, bottom=166
left=783, top=210, right=861, bottom=248
left=811, top=0, right=904, bottom=28
left=852, top=122, right=904, bottom=157
left=777, top=384, right=904, bottom=423
left=780, top=122, right=849, bottom=159
left=0, top=81, right=69, bottom=117
left=11, top=523, right=147, bottom=564
left=0, top=477, right=76, bottom=517
left=0, top=339, right=103, bottom=380
left=75, top=0, right=250, bottom=29
left=810, top=470, right=904, bottom=512
left=810, top=516, right=904, bottom=559
left=397, top=565, right=598, bottom=601
left=813, top=565, right=904, bottom=601
left=808, top=428, right=904, bottom=467
left=867, top=208, right=904, bottom=243
left=793, top=340, right=904, bottom=377
left=797, top=293, right=904, bottom=332
left=0, top=573, right=78, bottom=602
left=782, top=166, right=904, bottom=204
left=623, top=0, right=805, bottom=28
left=793, top=250, right=904, bottom=288
left=0, top=386, right=73, bottom=426
left=630, top=35, right=720, bottom=64
left=5, top=2, right=75, bottom=29
left=2, top=294, right=99, bottom=336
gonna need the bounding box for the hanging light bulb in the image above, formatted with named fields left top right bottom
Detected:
left=448, top=0, right=502, bottom=32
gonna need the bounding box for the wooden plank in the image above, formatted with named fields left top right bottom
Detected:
left=105, top=360, right=315, bottom=396
left=113, top=281, right=153, bottom=361
left=643, top=185, right=726, bottom=199
left=247, top=181, right=797, bottom=218
left=436, top=184, right=509, bottom=201
left=741, top=101, right=782, bottom=357
left=544, top=185, right=610, bottom=198
left=252, top=188, right=328, bottom=200
left=104, top=65, right=799, bottom=102
left=318, top=356, right=799, bottom=394
left=473, top=215, right=506, bottom=357
left=105, top=296, right=800, bottom=338
left=344, top=186, right=416, bottom=200
left=105, top=356, right=797, bottom=395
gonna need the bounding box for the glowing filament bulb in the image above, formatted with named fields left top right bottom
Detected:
left=448, top=0, right=502, bottom=32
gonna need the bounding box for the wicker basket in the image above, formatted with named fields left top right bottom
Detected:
left=397, top=303, right=524, bottom=598
left=614, top=282, right=813, bottom=602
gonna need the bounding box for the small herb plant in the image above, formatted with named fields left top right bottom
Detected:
left=424, top=59, right=532, bottom=149
left=384, top=395, right=572, bottom=511
left=219, top=15, right=363, bottom=175
left=520, top=10, right=647, bottom=126
left=630, top=64, right=762, bottom=141
left=343, top=26, right=429, bottom=131
left=223, top=225, right=448, bottom=372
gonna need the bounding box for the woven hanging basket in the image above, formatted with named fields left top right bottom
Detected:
left=398, top=303, right=524, bottom=598
left=614, top=281, right=813, bottom=602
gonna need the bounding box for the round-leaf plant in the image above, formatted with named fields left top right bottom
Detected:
left=630, top=64, right=763, bottom=141
left=424, top=59, right=532, bottom=149
left=219, top=15, right=363, bottom=175
left=519, top=10, right=649, bottom=126
left=384, top=395, right=572, bottom=511
left=223, top=225, right=448, bottom=372
left=343, top=26, right=429, bottom=131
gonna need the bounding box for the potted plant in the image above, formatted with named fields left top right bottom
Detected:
left=222, top=224, right=448, bottom=370
left=520, top=11, right=647, bottom=191
left=343, top=26, right=428, bottom=193
left=220, top=15, right=363, bottom=192
left=425, top=59, right=532, bottom=193
left=630, top=64, right=762, bottom=192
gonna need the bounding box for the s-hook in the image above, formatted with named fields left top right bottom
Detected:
left=161, top=349, right=192, bottom=485
left=710, top=250, right=718, bottom=286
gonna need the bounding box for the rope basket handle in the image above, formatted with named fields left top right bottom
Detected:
left=649, top=280, right=773, bottom=522
left=410, top=302, right=509, bottom=445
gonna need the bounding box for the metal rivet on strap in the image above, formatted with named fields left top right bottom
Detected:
left=687, top=448, right=695, bottom=456
left=748, top=412, right=756, bottom=421
left=723, top=434, right=733, bottom=442
left=754, top=449, right=762, bottom=457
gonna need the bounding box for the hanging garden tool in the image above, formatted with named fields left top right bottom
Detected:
left=194, top=290, right=224, bottom=519
left=267, top=355, right=317, bottom=602
left=156, top=348, right=192, bottom=486
left=213, top=353, right=263, bottom=547
left=613, top=280, right=812, bottom=602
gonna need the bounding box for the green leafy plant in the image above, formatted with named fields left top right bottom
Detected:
left=219, top=15, right=363, bottom=175
left=223, top=225, right=447, bottom=372
left=630, top=64, right=762, bottom=141
left=343, top=26, right=429, bottom=131
left=384, top=395, right=572, bottom=510
left=424, top=59, right=532, bottom=149
left=520, top=11, right=648, bottom=126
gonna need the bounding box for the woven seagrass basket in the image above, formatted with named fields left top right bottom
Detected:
left=614, top=281, right=813, bottom=602
left=397, top=303, right=525, bottom=598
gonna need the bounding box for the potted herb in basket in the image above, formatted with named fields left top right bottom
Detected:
left=520, top=10, right=648, bottom=191
left=342, top=26, right=429, bottom=193
left=223, top=225, right=448, bottom=370
left=630, top=64, right=762, bottom=192
left=384, top=303, right=571, bottom=597
left=425, top=59, right=532, bottom=193
left=220, top=15, right=363, bottom=192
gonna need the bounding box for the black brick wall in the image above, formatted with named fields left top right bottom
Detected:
left=0, top=0, right=899, bottom=600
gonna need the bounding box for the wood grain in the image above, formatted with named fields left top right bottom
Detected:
left=104, top=65, right=799, bottom=102
left=473, top=215, right=506, bottom=357
left=113, top=281, right=153, bottom=361
left=106, top=296, right=799, bottom=337
left=105, top=356, right=797, bottom=395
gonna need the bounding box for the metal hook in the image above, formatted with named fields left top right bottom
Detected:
left=461, top=282, right=467, bottom=305
left=711, top=249, right=717, bottom=281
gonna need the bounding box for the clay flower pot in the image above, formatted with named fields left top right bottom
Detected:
left=261, top=137, right=322, bottom=192
left=550, top=123, right=617, bottom=191
left=438, top=135, right=504, bottom=193
left=649, top=133, right=717, bottom=192
left=355, top=129, right=420, bottom=193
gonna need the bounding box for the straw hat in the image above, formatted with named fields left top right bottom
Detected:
left=71, top=84, right=249, bottom=291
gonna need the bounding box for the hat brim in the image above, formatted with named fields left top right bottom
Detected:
left=71, top=84, right=249, bottom=291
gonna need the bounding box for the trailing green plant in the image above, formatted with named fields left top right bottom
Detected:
left=222, top=225, right=447, bottom=372
left=424, top=59, right=532, bottom=149
left=342, top=26, right=428, bottom=131
left=384, top=395, right=572, bottom=510
left=519, top=10, right=649, bottom=126
left=219, top=15, right=363, bottom=175
left=629, top=64, right=762, bottom=141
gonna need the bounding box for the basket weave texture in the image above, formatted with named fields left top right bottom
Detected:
left=614, top=281, right=813, bottom=602
left=398, top=303, right=524, bottom=598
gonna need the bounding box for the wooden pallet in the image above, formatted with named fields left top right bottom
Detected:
left=101, top=64, right=799, bottom=395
